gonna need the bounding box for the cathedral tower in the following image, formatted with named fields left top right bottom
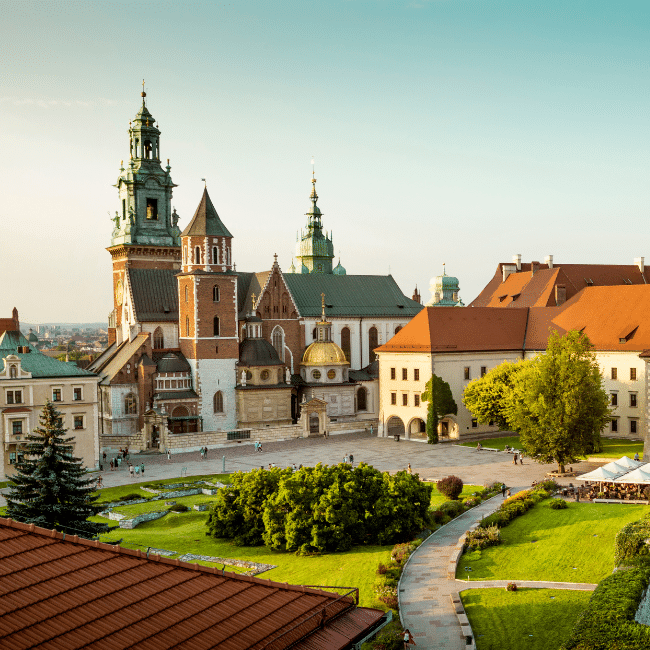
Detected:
left=178, top=187, right=238, bottom=431
left=107, top=86, right=181, bottom=344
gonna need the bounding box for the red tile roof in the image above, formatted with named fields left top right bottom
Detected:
left=0, top=518, right=385, bottom=650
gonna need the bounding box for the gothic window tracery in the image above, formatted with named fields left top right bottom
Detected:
left=153, top=327, right=164, bottom=349
left=213, top=391, right=224, bottom=413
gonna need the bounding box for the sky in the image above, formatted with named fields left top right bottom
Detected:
left=1, top=0, right=648, bottom=323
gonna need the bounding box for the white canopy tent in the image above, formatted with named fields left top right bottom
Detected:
left=575, top=466, right=624, bottom=482
left=613, top=465, right=650, bottom=485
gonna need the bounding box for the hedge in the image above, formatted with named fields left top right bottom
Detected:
left=615, top=520, right=650, bottom=567
left=561, top=566, right=650, bottom=649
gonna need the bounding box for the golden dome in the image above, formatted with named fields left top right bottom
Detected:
left=301, top=341, right=348, bottom=366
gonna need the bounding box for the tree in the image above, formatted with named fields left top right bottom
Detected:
left=421, top=374, right=457, bottom=444
left=437, top=475, right=464, bottom=500
left=6, top=401, right=109, bottom=538
left=506, top=330, right=611, bottom=472
left=463, top=360, right=528, bottom=430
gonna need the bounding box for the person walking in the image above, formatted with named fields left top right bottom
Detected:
left=135, top=464, right=140, bottom=477
left=349, top=453, right=354, bottom=467
left=97, top=475, right=103, bottom=488
left=129, top=464, right=135, bottom=478
left=512, top=453, right=518, bottom=465
left=140, top=463, right=145, bottom=476
left=519, top=453, right=524, bottom=465
left=502, top=484, right=506, bottom=498
left=403, top=629, right=416, bottom=648
left=407, top=463, right=412, bottom=474
left=110, top=459, right=114, bottom=472
left=167, top=449, right=171, bottom=461
left=102, top=451, right=107, bottom=463
left=635, top=452, right=640, bottom=461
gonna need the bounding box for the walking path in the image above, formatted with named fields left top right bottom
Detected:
left=457, top=580, right=597, bottom=591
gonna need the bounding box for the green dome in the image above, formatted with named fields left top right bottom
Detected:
left=333, top=260, right=346, bottom=275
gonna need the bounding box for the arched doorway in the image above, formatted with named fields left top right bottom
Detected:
left=386, top=416, right=405, bottom=437
left=409, top=418, right=426, bottom=439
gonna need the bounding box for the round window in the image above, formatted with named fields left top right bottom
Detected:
left=245, top=370, right=253, bottom=380
left=327, top=369, right=336, bottom=380
left=260, top=370, right=270, bottom=380
left=312, top=370, right=321, bottom=380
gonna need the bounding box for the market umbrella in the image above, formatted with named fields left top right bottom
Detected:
left=613, top=456, right=644, bottom=469
left=613, top=466, right=650, bottom=485
left=575, top=466, right=622, bottom=482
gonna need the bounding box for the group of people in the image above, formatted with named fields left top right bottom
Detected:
left=103, top=448, right=130, bottom=472
left=343, top=453, right=354, bottom=466
left=199, top=446, right=209, bottom=459
left=129, top=462, right=145, bottom=478
left=254, top=441, right=264, bottom=453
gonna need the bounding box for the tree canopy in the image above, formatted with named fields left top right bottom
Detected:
left=207, top=463, right=432, bottom=553
left=506, top=330, right=610, bottom=472
left=6, top=401, right=109, bottom=538
left=421, top=374, right=457, bottom=444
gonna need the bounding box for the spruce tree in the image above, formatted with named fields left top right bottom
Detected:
left=6, top=400, right=109, bottom=538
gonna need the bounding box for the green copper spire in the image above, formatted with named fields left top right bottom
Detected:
left=294, top=166, right=334, bottom=274
left=110, top=83, right=180, bottom=248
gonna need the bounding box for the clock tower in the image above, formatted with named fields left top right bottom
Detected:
left=107, top=85, right=182, bottom=345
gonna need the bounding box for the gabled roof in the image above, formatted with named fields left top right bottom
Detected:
left=470, top=262, right=648, bottom=308
left=92, top=333, right=150, bottom=383
left=0, top=331, right=96, bottom=379
left=181, top=188, right=233, bottom=238
left=283, top=274, right=423, bottom=319
left=128, top=268, right=179, bottom=322
left=0, top=517, right=384, bottom=650
left=237, top=271, right=272, bottom=319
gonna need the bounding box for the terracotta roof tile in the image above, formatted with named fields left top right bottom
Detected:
left=0, top=518, right=385, bottom=649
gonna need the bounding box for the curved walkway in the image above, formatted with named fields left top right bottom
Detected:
left=398, top=487, right=596, bottom=650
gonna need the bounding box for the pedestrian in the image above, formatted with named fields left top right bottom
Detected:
left=403, top=628, right=416, bottom=648
left=298, top=464, right=303, bottom=469
left=258, top=443, right=263, bottom=453
left=349, top=453, right=354, bottom=466
left=199, top=448, right=203, bottom=460
left=501, top=484, right=506, bottom=498
left=635, top=452, right=640, bottom=461
left=370, top=425, right=374, bottom=436
left=204, top=446, right=208, bottom=459
left=512, top=453, right=518, bottom=465
left=135, top=464, right=140, bottom=476
left=140, top=463, right=145, bottom=475
left=268, top=463, right=272, bottom=470
left=344, top=455, right=348, bottom=464
left=129, top=464, right=134, bottom=478
left=167, top=449, right=171, bottom=461
left=110, top=459, right=114, bottom=472
left=507, top=489, right=511, bottom=498
left=519, top=453, right=524, bottom=465
left=407, top=463, right=412, bottom=474
left=97, top=475, right=103, bottom=488
left=324, top=430, right=328, bottom=438
left=102, top=451, right=107, bottom=462
left=292, top=463, right=297, bottom=471
left=117, top=456, right=121, bottom=467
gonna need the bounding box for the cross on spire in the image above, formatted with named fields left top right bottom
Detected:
left=251, top=293, right=257, bottom=310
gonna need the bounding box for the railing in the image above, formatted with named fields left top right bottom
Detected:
left=226, top=429, right=251, bottom=441
left=260, top=587, right=358, bottom=650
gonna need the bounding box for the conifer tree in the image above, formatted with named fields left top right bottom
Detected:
left=6, top=400, right=109, bottom=538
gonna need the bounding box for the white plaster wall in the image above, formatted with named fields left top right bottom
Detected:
left=192, top=358, right=237, bottom=431
left=141, top=322, right=179, bottom=349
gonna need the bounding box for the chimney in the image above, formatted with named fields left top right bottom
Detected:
left=412, top=286, right=421, bottom=304
left=635, top=257, right=645, bottom=273
left=513, top=254, right=522, bottom=272
left=545, top=255, right=553, bottom=269
left=531, top=261, right=540, bottom=275
left=555, top=284, right=566, bottom=306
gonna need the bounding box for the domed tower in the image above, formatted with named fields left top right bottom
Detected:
left=294, top=168, right=334, bottom=274
left=427, top=264, right=464, bottom=306
left=178, top=185, right=238, bottom=432
left=300, top=294, right=349, bottom=384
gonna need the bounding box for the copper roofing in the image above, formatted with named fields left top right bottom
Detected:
left=0, top=518, right=384, bottom=650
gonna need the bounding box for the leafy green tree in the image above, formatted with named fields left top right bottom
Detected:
left=6, top=401, right=109, bottom=538
left=463, top=360, right=528, bottom=430
left=506, top=330, right=610, bottom=472
left=421, top=374, right=457, bottom=444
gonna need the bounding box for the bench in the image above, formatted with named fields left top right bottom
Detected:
left=593, top=498, right=648, bottom=504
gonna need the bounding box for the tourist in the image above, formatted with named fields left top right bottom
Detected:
left=102, top=451, right=107, bottom=463
left=110, top=459, right=114, bottom=472
left=349, top=453, right=354, bottom=466
left=140, top=463, right=145, bottom=476
left=204, top=446, right=208, bottom=459
left=476, top=442, right=482, bottom=451
left=135, top=464, right=140, bottom=476
left=403, top=628, right=416, bottom=648
left=258, top=443, right=263, bottom=453
left=512, top=453, right=518, bottom=465
left=129, top=464, right=134, bottom=478
left=507, top=489, right=511, bottom=498
left=519, top=453, right=524, bottom=465
left=635, top=452, right=640, bottom=461
left=502, top=484, right=506, bottom=498
left=167, top=449, right=171, bottom=461
left=292, top=463, right=297, bottom=471
left=407, top=463, right=412, bottom=474
left=97, top=475, right=103, bottom=488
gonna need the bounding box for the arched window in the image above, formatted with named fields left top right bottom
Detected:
left=341, top=327, right=351, bottom=362
left=312, top=327, right=317, bottom=340
left=213, top=316, right=220, bottom=337
left=368, top=326, right=378, bottom=363
left=357, top=387, right=367, bottom=411
left=124, top=393, right=137, bottom=415
left=184, top=285, right=188, bottom=302
left=213, top=246, right=219, bottom=264
left=186, top=316, right=190, bottom=336
left=272, top=327, right=284, bottom=361
left=213, top=285, right=220, bottom=302
left=194, top=246, right=201, bottom=264
left=213, top=391, right=224, bottom=413
left=9, top=365, right=17, bottom=378
left=153, top=327, right=164, bottom=349
left=144, top=140, right=152, bottom=159
left=395, top=325, right=402, bottom=335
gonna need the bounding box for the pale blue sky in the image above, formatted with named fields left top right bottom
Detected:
left=1, top=0, right=648, bottom=322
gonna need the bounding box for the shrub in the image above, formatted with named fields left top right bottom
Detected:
left=438, top=500, right=464, bottom=518
left=376, top=563, right=387, bottom=575
left=506, top=582, right=517, bottom=592
left=480, top=513, right=503, bottom=529
left=431, top=509, right=446, bottom=524
left=168, top=503, right=189, bottom=512
left=122, top=493, right=146, bottom=502
left=463, top=497, right=481, bottom=508
left=549, top=498, right=568, bottom=510
left=615, top=519, right=650, bottom=566
left=437, top=475, right=464, bottom=500
left=364, top=619, right=404, bottom=650
left=375, top=584, right=398, bottom=609
left=465, top=524, right=501, bottom=551
left=537, top=479, right=559, bottom=493
left=391, top=541, right=418, bottom=565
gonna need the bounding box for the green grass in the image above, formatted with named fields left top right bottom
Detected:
left=426, top=483, right=482, bottom=508
left=461, top=588, right=592, bottom=650
left=92, top=509, right=391, bottom=608
left=457, top=501, right=648, bottom=583
left=458, top=435, right=644, bottom=460
left=109, top=494, right=217, bottom=518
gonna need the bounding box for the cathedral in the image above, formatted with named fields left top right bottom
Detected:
left=90, top=90, right=422, bottom=453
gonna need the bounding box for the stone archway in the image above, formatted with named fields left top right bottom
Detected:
left=439, top=415, right=459, bottom=440
left=387, top=416, right=405, bottom=437
left=408, top=417, right=427, bottom=439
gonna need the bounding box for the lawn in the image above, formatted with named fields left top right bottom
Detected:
left=427, top=483, right=482, bottom=509
left=108, top=494, right=217, bottom=518
left=458, top=435, right=644, bottom=460
left=461, top=588, right=592, bottom=650
left=457, top=501, right=648, bottom=583
left=92, top=509, right=391, bottom=608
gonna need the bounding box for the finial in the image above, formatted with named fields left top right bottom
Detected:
left=201, top=178, right=206, bottom=188
left=321, top=292, right=326, bottom=319
left=141, top=79, right=146, bottom=102
left=274, top=253, right=278, bottom=263
left=251, top=292, right=256, bottom=310
left=443, top=262, right=446, bottom=275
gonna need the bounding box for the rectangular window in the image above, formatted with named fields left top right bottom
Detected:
left=630, top=393, right=637, bottom=408
left=471, top=418, right=478, bottom=428
left=9, top=453, right=16, bottom=465
left=146, top=197, right=158, bottom=220
left=611, top=368, right=617, bottom=380
left=6, top=390, right=22, bottom=404
left=631, top=368, right=637, bottom=381
left=390, top=368, right=396, bottom=380
left=402, top=368, right=408, bottom=381
left=52, top=388, right=62, bottom=402
left=390, top=392, right=397, bottom=405
left=73, top=387, right=82, bottom=401
left=414, top=369, right=420, bottom=381
left=74, top=416, right=84, bottom=430
left=611, top=419, right=618, bottom=433
left=402, top=394, right=408, bottom=406
left=414, top=394, right=420, bottom=407
left=611, top=393, right=618, bottom=407
left=464, top=367, right=471, bottom=380
left=481, top=366, right=487, bottom=377
left=631, top=419, right=638, bottom=435
left=12, top=421, right=23, bottom=435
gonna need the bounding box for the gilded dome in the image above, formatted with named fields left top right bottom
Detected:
left=301, top=341, right=348, bottom=366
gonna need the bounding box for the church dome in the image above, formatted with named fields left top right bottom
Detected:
left=239, top=339, right=283, bottom=367
left=27, top=329, right=38, bottom=343
left=301, top=340, right=348, bottom=366
left=333, top=260, right=346, bottom=275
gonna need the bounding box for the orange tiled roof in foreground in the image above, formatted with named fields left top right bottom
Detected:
left=0, top=518, right=385, bottom=650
